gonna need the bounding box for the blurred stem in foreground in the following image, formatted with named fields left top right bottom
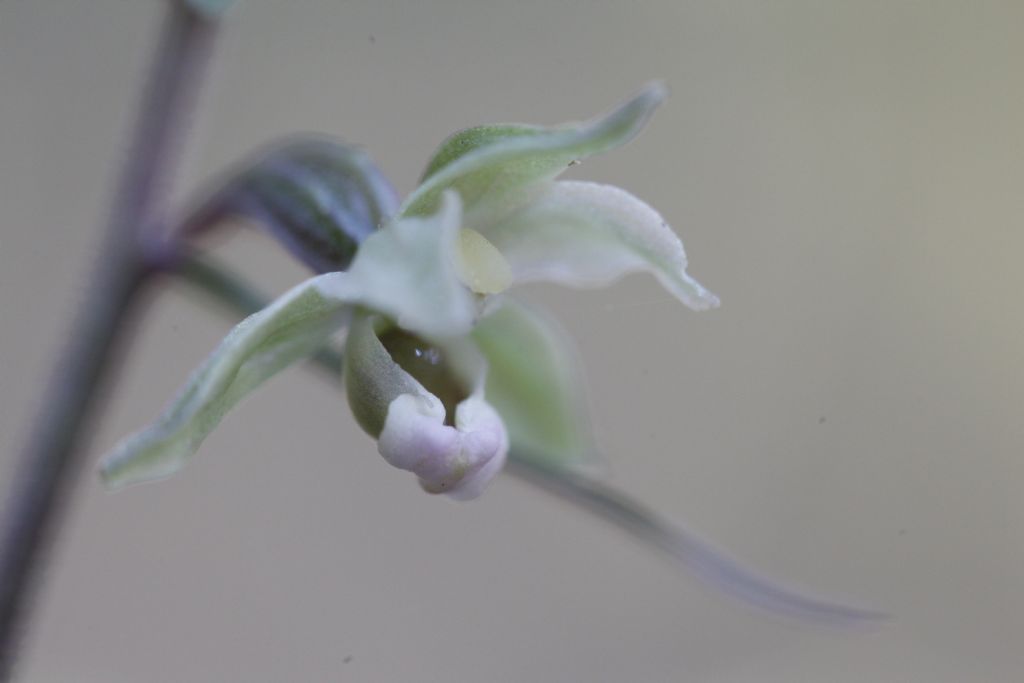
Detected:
left=0, top=3, right=223, bottom=678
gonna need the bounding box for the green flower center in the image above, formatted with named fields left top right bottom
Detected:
left=378, top=327, right=469, bottom=426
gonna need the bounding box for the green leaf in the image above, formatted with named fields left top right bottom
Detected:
left=401, top=83, right=667, bottom=218
left=472, top=300, right=594, bottom=467
left=100, top=274, right=350, bottom=488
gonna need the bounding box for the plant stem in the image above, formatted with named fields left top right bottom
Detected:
left=0, top=5, right=220, bottom=678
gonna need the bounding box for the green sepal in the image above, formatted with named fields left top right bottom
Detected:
left=419, top=125, right=540, bottom=183
left=472, top=299, right=594, bottom=467
left=401, top=83, right=667, bottom=218
left=100, top=275, right=350, bottom=488
left=185, top=138, right=398, bottom=274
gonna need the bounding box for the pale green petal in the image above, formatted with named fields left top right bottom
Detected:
left=101, top=196, right=474, bottom=488
left=477, top=180, right=720, bottom=311
left=401, top=83, right=667, bottom=218
left=472, top=299, right=595, bottom=466
left=100, top=274, right=351, bottom=488
left=325, top=191, right=476, bottom=339
left=417, top=125, right=541, bottom=184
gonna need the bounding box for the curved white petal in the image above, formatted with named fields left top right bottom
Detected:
left=319, top=190, right=476, bottom=339
left=344, top=313, right=508, bottom=500
left=378, top=393, right=508, bottom=500
left=476, top=180, right=720, bottom=311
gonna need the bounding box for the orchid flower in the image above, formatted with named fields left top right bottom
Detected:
left=99, top=83, right=718, bottom=500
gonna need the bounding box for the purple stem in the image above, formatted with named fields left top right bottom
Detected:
left=0, top=4, right=220, bottom=678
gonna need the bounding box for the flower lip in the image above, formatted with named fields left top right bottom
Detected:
left=344, top=313, right=509, bottom=500
left=377, top=392, right=509, bottom=500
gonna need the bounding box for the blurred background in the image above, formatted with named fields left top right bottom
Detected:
left=2, top=1, right=1022, bottom=680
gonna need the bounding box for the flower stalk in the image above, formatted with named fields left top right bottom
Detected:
left=0, top=4, right=223, bottom=677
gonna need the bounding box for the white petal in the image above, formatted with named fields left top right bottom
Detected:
left=444, top=396, right=509, bottom=501
left=318, top=190, right=476, bottom=340
left=101, top=196, right=474, bottom=488
left=375, top=393, right=457, bottom=473
left=378, top=393, right=508, bottom=501
left=477, top=180, right=720, bottom=311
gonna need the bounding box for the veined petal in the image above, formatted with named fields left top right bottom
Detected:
left=472, top=299, right=595, bottom=467
left=401, top=83, right=667, bottom=218
left=183, top=137, right=399, bottom=274
left=323, top=191, right=476, bottom=339
left=100, top=273, right=351, bottom=488
left=345, top=313, right=508, bottom=499
left=477, top=180, right=720, bottom=311
left=101, top=196, right=474, bottom=488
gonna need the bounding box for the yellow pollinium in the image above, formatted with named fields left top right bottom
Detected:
left=454, top=228, right=513, bottom=295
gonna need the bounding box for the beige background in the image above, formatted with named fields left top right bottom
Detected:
left=2, top=1, right=1023, bottom=680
